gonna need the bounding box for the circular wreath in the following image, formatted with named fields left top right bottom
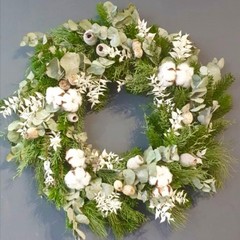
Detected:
left=0, top=2, right=234, bottom=240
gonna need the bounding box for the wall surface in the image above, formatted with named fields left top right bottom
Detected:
left=1, top=0, right=240, bottom=240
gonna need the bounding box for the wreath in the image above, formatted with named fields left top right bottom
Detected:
left=0, top=2, right=234, bottom=240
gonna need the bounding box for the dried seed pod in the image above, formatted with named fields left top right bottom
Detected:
left=25, top=127, right=39, bottom=139
left=83, top=30, right=97, bottom=46
left=67, top=113, right=79, bottom=122
left=132, top=40, right=143, bottom=58
left=96, top=43, right=110, bottom=57
left=59, top=79, right=70, bottom=90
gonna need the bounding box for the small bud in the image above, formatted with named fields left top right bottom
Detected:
left=182, top=112, right=193, bottom=125
left=113, top=180, right=123, bottom=191
left=122, top=185, right=135, bottom=196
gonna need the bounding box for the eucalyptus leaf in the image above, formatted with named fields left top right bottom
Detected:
left=144, top=146, right=156, bottom=164
left=87, top=60, right=105, bottom=75
left=46, top=118, right=58, bottom=131
left=192, top=178, right=203, bottom=189
left=67, top=19, right=78, bottom=31
left=46, top=58, right=62, bottom=80
left=67, top=208, right=74, bottom=222
left=66, top=191, right=80, bottom=201
left=135, top=166, right=149, bottom=183
left=6, top=152, right=15, bottom=162
left=60, top=52, right=80, bottom=78
left=8, top=121, right=20, bottom=131
left=79, top=19, right=92, bottom=30
left=7, top=131, right=20, bottom=143
left=11, top=142, right=23, bottom=154
left=75, top=229, right=86, bottom=240
left=123, top=169, right=135, bottom=185
left=102, top=183, right=114, bottom=196
left=98, top=57, right=115, bottom=67
left=148, top=163, right=157, bottom=176
left=103, top=1, right=117, bottom=19
left=76, top=214, right=90, bottom=225
left=191, top=104, right=206, bottom=112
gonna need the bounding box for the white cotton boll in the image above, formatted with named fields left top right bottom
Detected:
left=83, top=30, right=97, bottom=46
left=127, top=155, right=144, bottom=169
left=159, top=185, right=173, bottom=197
left=75, top=168, right=91, bottom=186
left=61, top=89, right=82, bottom=112
left=46, top=87, right=64, bottom=110
left=155, top=166, right=173, bottom=188
left=64, top=167, right=91, bottom=190
left=64, top=170, right=81, bottom=190
left=180, top=153, right=202, bottom=167
left=96, top=43, right=110, bottom=57
left=65, top=149, right=86, bottom=168
left=149, top=176, right=158, bottom=186
left=175, top=63, right=194, bottom=88
left=157, top=61, right=176, bottom=87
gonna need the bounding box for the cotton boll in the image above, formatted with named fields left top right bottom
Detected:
left=156, top=166, right=173, bottom=188
left=46, top=87, right=64, bottom=110
left=83, top=30, right=97, bottom=46
left=153, top=185, right=173, bottom=197
left=175, top=63, right=194, bottom=88
left=157, top=61, right=176, bottom=87
left=127, top=155, right=144, bottom=169
left=149, top=176, right=158, bottom=186
left=65, top=149, right=86, bottom=168
left=61, top=89, right=82, bottom=112
left=64, top=170, right=82, bottom=190
left=64, top=167, right=91, bottom=190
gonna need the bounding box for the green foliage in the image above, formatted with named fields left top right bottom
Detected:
left=203, top=141, right=230, bottom=188
left=96, top=2, right=110, bottom=26
left=171, top=205, right=189, bottom=229
left=211, top=118, right=230, bottom=136
left=172, top=87, right=191, bottom=109
left=82, top=201, right=108, bottom=238
left=104, top=59, right=133, bottom=81
left=169, top=162, right=206, bottom=188
left=107, top=200, right=146, bottom=239
left=145, top=105, right=171, bottom=148
left=124, top=23, right=138, bottom=38
left=97, top=169, right=119, bottom=184
left=176, top=125, right=210, bottom=153
left=212, top=94, right=232, bottom=120
left=126, top=60, right=155, bottom=94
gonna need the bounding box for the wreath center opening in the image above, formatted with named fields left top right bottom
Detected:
left=85, top=86, right=149, bottom=154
